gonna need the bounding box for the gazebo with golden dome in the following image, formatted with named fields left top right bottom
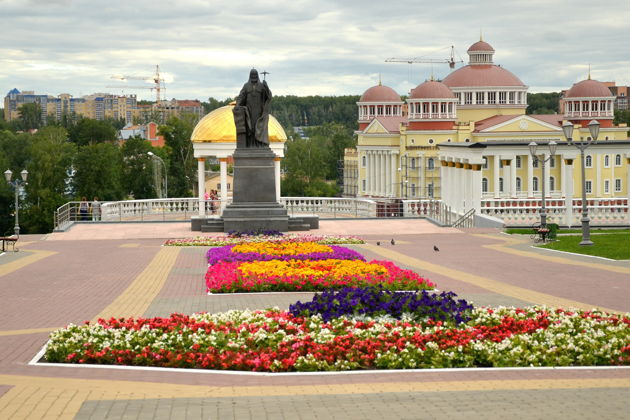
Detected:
left=190, top=102, right=287, bottom=218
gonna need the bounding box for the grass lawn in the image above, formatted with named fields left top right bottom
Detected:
left=506, top=227, right=630, bottom=235
left=539, top=232, right=630, bottom=260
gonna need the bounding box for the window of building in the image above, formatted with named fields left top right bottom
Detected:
left=550, top=156, right=555, bottom=168
left=411, top=184, right=416, bottom=196
left=482, top=177, right=488, bottom=193
left=585, top=180, right=592, bottom=194
left=410, top=158, right=416, bottom=169
left=476, top=92, right=484, bottom=104
left=464, top=92, right=472, bottom=104
left=585, top=155, right=593, bottom=168
left=515, top=156, right=521, bottom=168
left=616, top=178, right=622, bottom=192
left=508, top=91, right=515, bottom=104
left=604, top=179, right=610, bottom=194
left=483, top=157, right=488, bottom=169
left=616, top=154, right=622, bottom=166
left=428, top=183, right=434, bottom=198
left=604, top=155, right=610, bottom=168
left=549, top=176, right=555, bottom=191
left=427, top=158, right=434, bottom=170
left=362, top=179, right=366, bottom=191
left=499, top=91, right=507, bottom=104
left=499, top=159, right=503, bottom=169
left=362, top=155, right=366, bottom=167
left=516, top=177, right=522, bottom=192
left=533, top=177, right=539, bottom=191
left=465, top=138, right=470, bottom=142
left=227, top=183, right=231, bottom=191
left=499, top=177, right=504, bottom=192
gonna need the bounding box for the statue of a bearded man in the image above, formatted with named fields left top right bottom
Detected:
left=233, top=69, right=272, bottom=148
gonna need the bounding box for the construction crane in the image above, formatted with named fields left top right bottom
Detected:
left=385, top=45, right=463, bottom=69
left=109, top=65, right=166, bottom=106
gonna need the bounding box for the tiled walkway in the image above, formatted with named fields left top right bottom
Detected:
left=0, top=220, right=628, bottom=419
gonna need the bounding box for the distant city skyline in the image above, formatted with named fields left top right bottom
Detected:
left=2, top=0, right=629, bottom=103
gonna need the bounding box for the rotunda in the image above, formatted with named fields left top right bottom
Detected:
left=407, top=79, right=457, bottom=130
left=357, top=82, right=403, bottom=130
left=563, top=78, right=615, bottom=127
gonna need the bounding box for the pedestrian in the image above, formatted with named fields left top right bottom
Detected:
left=79, top=197, right=89, bottom=221
left=91, top=196, right=101, bottom=221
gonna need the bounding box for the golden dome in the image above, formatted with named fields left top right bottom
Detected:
left=191, top=103, right=287, bottom=143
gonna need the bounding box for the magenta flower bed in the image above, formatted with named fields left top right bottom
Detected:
left=206, top=244, right=365, bottom=265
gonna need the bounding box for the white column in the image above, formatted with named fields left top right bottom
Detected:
left=510, top=157, right=517, bottom=197
left=367, top=151, right=373, bottom=195
left=564, top=158, right=574, bottom=227
left=274, top=157, right=281, bottom=201
left=197, top=157, right=206, bottom=217
left=561, top=155, right=566, bottom=198
left=626, top=157, right=630, bottom=224
left=377, top=151, right=383, bottom=196
left=440, top=161, right=448, bottom=205
left=493, top=155, right=500, bottom=198
left=527, top=154, right=534, bottom=197
left=385, top=151, right=391, bottom=196
left=471, top=164, right=482, bottom=212
left=219, top=158, right=228, bottom=211
left=419, top=153, right=425, bottom=198
left=543, top=154, right=550, bottom=198
left=371, top=151, right=377, bottom=196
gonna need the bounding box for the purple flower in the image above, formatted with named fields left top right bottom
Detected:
left=206, top=245, right=365, bottom=265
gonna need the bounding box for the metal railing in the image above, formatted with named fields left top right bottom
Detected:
left=453, top=208, right=476, bottom=228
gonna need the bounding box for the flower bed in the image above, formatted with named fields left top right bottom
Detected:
left=289, top=286, right=473, bottom=323
left=44, top=307, right=630, bottom=372
left=206, top=243, right=365, bottom=265
left=165, top=234, right=365, bottom=247
left=205, top=259, right=435, bottom=293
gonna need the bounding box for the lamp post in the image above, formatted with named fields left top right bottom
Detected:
left=397, top=154, right=409, bottom=198
left=147, top=152, right=167, bottom=198
left=528, top=141, right=557, bottom=228
left=561, top=119, right=599, bottom=246
left=4, top=169, right=28, bottom=236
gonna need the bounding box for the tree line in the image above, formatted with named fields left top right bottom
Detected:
left=0, top=104, right=196, bottom=234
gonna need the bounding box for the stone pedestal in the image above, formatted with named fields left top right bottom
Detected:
left=220, top=147, right=289, bottom=232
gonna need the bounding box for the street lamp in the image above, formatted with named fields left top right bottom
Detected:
left=147, top=152, right=168, bottom=198
left=561, top=119, right=600, bottom=246
left=528, top=140, right=557, bottom=228
left=4, top=169, right=28, bottom=236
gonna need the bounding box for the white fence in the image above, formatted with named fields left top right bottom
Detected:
left=53, top=197, right=453, bottom=230
left=480, top=197, right=630, bottom=227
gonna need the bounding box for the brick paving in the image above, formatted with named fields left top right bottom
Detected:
left=0, top=223, right=628, bottom=419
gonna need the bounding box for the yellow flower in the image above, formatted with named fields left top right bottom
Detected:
left=232, top=242, right=332, bottom=256
left=238, top=259, right=388, bottom=278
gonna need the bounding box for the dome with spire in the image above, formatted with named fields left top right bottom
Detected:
left=410, top=80, right=455, bottom=99
left=467, top=40, right=495, bottom=53
left=565, top=78, right=613, bottom=98
left=359, top=83, right=401, bottom=102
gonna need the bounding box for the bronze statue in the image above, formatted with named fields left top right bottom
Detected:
left=233, top=69, right=272, bottom=148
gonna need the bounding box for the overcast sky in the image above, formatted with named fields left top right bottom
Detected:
left=1, top=0, right=629, bottom=103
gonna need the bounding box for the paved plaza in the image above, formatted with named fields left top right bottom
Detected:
left=0, top=220, right=628, bottom=419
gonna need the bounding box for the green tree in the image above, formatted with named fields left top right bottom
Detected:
left=614, top=110, right=630, bottom=136
left=69, top=118, right=117, bottom=146
left=159, top=115, right=195, bottom=197
left=121, top=136, right=161, bottom=199
left=304, top=123, right=356, bottom=180
left=17, top=103, right=42, bottom=130
left=73, top=143, right=124, bottom=200
left=21, top=126, right=77, bottom=233
left=526, top=92, right=561, bottom=114
left=202, top=97, right=233, bottom=114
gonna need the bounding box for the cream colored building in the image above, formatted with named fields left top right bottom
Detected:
left=349, top=38, right=630, bottom=226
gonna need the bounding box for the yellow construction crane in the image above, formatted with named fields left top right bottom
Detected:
left=109, top=65, right=166, bottom=106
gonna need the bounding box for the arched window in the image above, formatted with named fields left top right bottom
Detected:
left=516, top=177, right=522, bottom=192
left=616, top=154, right=622, bottom=166
left=604, top=155, right=610, bottom=167
left=550, top=176, right=555, bottom=191
left=483, top=157, right=488, bottom=169
left=482, top=178, right=488, bottom=193
left=362, top=155, right=366, bottom=167
left=428, top=158, right=435, bottom=170
left=533, top=177, right=539, bottom=191
left=410, top=158, right=416, bottom=169
left=499, top=177, right=504, bottom=192
left=585, top=155, right=593, bottom=168
left=516, top=156, right=521, bottom=168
